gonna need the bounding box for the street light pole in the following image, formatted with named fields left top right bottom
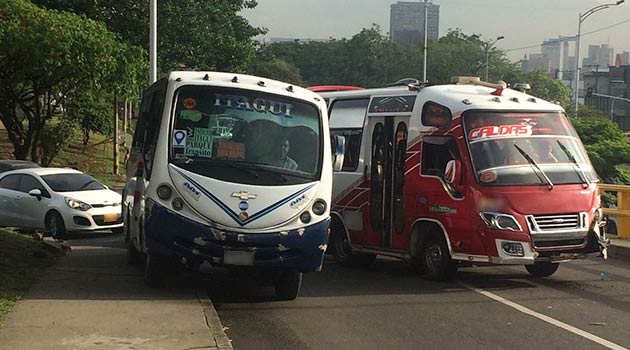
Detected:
left=422, top=0, right=429, bottom=83
left=485, top=36, right=504, bottom=82
left=149, top=0, right=157, bottom=83
left=573, top=0, right=624, bottom=114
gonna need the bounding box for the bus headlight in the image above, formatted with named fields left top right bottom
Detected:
left=157, top=185, right=172, bottom=200
left=172, top=197, right=184, bottom=211
left=312, top=199, right=327, bottom=216
left=480, top=212, right=522, bottom=231
left=300, top=211, right=312, bottom=224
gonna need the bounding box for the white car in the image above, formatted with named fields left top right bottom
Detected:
left=0, top=167, right=123, bottom=238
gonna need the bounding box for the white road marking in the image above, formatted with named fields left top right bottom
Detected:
left=460, top=282, right=629, bottom=350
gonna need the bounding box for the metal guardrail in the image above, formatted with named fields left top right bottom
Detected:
left=600, top=184, right=630, bottom=239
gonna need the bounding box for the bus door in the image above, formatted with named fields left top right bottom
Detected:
left=365, top=114, right=409, bottom=249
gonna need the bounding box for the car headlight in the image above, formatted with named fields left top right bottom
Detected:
left=65, top=197, right=92, bottom=211
left=480, top=212, right=522, bottom=231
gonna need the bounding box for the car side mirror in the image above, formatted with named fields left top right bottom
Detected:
left=444, top=160, right=464, bottom=194
left=332, top=135, right=346, bottom=172
left=28, top=188, right=42, bottom=201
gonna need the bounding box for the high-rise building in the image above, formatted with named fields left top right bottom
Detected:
left=390, top=1, right=439, bottom=45
left=583, top=44, right=614, bottom=68
left=541, top=36, right=574, bottom=79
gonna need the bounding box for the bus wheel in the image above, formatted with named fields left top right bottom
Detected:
left=422, top=233, right=457, bottom=281
left=331, top=229, right=375, bottom=267
left=525, top=262, right=559, bottom=277
left=144, top=253, right=170, bottom=287
left=127, top=238, right=143, bottom=266
left=274, top=269, right=302, bottom=301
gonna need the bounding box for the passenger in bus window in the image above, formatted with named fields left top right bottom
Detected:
left=273, top=139, right=298, bottom=170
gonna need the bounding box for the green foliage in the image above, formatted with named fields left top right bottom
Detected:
left=248, top=57, right=305, bottom=86
left=525, top=70, right=572, bottom=108
left=571, top=115, right=630, bottom=183
left=66, top=94, right=113, bottom=148
left=34, top=0, right=265, bottom=74
left=38, top=118, right=78, bottom=166
left=0, top=0, right=143, bottom=163
left=261, top=27, right=519, bottom=87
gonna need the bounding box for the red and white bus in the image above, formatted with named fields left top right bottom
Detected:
left=321, top=77, right=606, bottom=280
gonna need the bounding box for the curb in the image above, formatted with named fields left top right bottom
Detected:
left=197, top=289, right=233, bottom=350
left=608, top=242, right=630, bottom=260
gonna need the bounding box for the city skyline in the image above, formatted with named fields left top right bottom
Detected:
left=243, top=0, right=630, bottom=63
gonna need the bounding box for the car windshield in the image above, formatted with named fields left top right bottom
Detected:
left=169, top=85, right=322, bottom=186
left=41, top=173, right=106, bottom=192
left=463, top=111, right=598, bottom=186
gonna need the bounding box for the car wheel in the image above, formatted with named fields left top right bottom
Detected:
left=525, top=262, right=559, bottom=277
left=274, top=269, right=302, bottom=301
left=45, top=211, right=66, bottom=240
left=422, top=233, right=457, bottom=281
left=330, top=223, right=376, bottom=267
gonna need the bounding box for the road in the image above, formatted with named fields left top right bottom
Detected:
left=211, top=255, right=630, bottom=350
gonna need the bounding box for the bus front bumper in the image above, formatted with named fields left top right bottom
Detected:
left=144, top=204, right=330, bottom=272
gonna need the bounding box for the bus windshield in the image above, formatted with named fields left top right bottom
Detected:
left=463, top=111, right=598, bottom=186
left=170, top=86, right=322, bottom=186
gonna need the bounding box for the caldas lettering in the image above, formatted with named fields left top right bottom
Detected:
left=469, top=124, right=531, bottom=140
left=214, top=94, right=293, bottom=117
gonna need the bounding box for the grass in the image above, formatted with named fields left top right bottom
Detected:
left=0, top=229, right=60, bottom=325
left=0, top=128, right=129, bottom=189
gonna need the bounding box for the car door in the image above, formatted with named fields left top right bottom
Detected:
left=17, top=174, right=51, bottom=229
left=0, top=174, right=23, bottom=227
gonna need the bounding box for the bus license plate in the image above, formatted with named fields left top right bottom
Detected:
left=223, top=250, right=254, bottom=266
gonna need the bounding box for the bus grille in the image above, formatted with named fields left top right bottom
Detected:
left=526, top=213, right=588, bottom=232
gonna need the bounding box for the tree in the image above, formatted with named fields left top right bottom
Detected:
left=248, top=57, right=305, bottom=86
left=66, top=94, right=114, bottom=151
left=33, top=0, right=265, bottom=74
left=525, top=70, right=573, bottom=109
left=571, top=111, right=630, bottom=183
left=0, top=0, right=142, bottom=161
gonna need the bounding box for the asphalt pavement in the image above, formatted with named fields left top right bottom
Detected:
left=213, top=253, right=630, bottom=350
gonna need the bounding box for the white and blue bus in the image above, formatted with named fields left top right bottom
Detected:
left=124, top=71, right=342, bottom=299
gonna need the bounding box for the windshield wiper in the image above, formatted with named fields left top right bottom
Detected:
left=556, top=140, right=589, bottom=187
left=178, top=159, right=260, bottom=179
left=514, top=144, right=554, bottom=191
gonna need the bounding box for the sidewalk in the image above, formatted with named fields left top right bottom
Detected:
left=0, top=234, right=231, bottom=350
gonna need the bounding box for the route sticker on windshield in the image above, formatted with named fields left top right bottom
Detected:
left=469, top=124, right=532, bottom=140
left=173, top=129, right=187, bottom=148
left=184, top=128, right=213, bottom=158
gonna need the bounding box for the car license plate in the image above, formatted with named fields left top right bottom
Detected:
left=103, top=213, right=119, bottom=223
left=223, top=250, right=255, bottom=266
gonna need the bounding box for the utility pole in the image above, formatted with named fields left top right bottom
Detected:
left=150, top=0, right=157, bottom=83
left=113, top=95, right=119, bottom=175
left=422, top=0, right=428, bottom=82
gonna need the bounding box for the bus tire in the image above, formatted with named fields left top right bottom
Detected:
left=330, top=228, right=375, bottom=267
left=127, top=238, right=143, bottom=266
left=525, top=262, right=559, bottom=277
left=421, top=233, right=457, bottom=281
left=144, top=253, right=170, bottom=287
left=274, top=269, right=302, bottom=301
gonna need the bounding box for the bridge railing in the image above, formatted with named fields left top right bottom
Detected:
left=600, top=184, right=630, bottom=239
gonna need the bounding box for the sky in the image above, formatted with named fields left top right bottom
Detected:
left=242, top=0, right=630, bottom=62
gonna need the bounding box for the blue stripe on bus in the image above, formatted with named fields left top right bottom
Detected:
left=174, top=169, right=316, bottom=226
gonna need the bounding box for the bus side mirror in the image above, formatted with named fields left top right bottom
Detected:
left=445, top=160, right=464, bottom=193
left=332, top=135, right=345, bottom=172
